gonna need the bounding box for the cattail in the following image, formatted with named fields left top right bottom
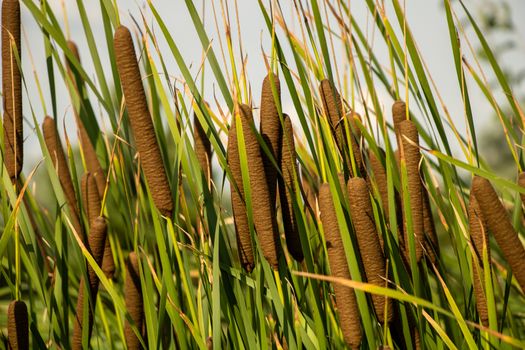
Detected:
left=7, top=300, right=28, bottom=350
left=518, top=172, right=525, bottom=208
left=72, top=216, right=107, bottom=350
left=231, top=104, right=281, bottom=268
left=318, top=182, right=362, bottom=348
left=228, top=109, right=254, bottom=271
left=193, top=111, right=212, bottom=182
left=81, top=173, right=114, bottom=278
left=114, top=25, right=173, bottom=217
left=472, top=176, right=525, bottom=292
left=398, top=120, right=424, bottom=262
left=260, top=73, right=282, bottom=205
left=347, top=177, right=393, bottom=323
left=279, top=115, right=303, bottom=262
left=43, top=116, right=83, bottom=238
left=65, top=40, right=106, bottom=198
left=392, top=100, right=407, bottom=130
left=468, top=192, right=490, bottom=326
left=319, top=79, right=363, bottom=177
left=422, top=184, right=438, bottom=264
left=124, top=252, right=144, bottom=350
left=368, top=149, right=390, bottom=218
left=2, top=0, right=22, bottom=180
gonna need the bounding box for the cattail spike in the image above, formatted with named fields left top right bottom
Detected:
left=392, top=100, right=407, bottom=130
left=347, top=177, right=393, bottom=323
left=319, top=181, right=362, bottom=348
left=114, top=25, right=173, bottom=217
left=194, top=111, right=212, bottom=182
left=472, top=176, right=525, bottom=292
left=398, top=120, right=424, bottom=262
left=228, top=107, right=255, bottom=271
left=7, top=300, right=28, bottom=350
left=43, top=116, right=83, bottom=238
left=260, top=73, right=282, bottom=205
left=279, top=115, right=303, bottom=262
left=72, top=217, right=107, bottom=350
left=125, top=252, right=144, bottom=350
left=468, top=192, right=490, bottom=326
left=2, top=0, right=23, bottom=180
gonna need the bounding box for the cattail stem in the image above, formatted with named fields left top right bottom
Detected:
left=472, top=176, right=525, bottom=292
left=468, top=192, right=490, bottom=326
left=7, top=300, right=28, bottom=350
left=2, top=0, right=22, bottom=180
left=125, top=252, right=144, bottom=350
left=72, top=217, right=107, bottom=350
left=319, top=181, right=362, bottom=348
left=114, top=25, right=173, bottom=217
left=260, top=73, right=282, bottom=205
left=347, top=177, right=393, bottom=323
left=279, top=115, right=303, bottom=262
left=398, top=120, right=424, bottom=262
left=43, top=116, right=83, bottom=239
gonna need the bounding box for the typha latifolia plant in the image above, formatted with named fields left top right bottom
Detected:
left=3, top=0, right=525, bottom=349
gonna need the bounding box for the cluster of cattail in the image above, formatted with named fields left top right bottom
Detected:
left=7, top=300, right=28, bottom=350
left=228, top=73, right=305, bottom=270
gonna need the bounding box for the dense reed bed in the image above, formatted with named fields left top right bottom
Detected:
left=3, top=0, right=525, bottom=349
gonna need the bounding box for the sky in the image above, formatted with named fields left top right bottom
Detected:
left=14, top=0, right=525, bottom=172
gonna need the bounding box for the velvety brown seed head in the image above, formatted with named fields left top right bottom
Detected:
left=2, top=0, right=22, bottom=179
left=72, top=217, right=107, bottom=350
left=81, top=173, right=101, bottom=225
left=92, top=170, right=106, bottom=200
left=518, top=172, right=525, bottom=208
left=422, top=186, right=439, bottom=263
left=260, top=73, right=282, bottom=205
left=347, top=177, right=393, bottom=323
left=239, top=104, right=281, bottom=268
left=43, top=116, right=83, bottom=237
left=227, top=108, right=254, bottom=271
left=318, top=183, right=362, bottom=348
left=125, top=252, right=144, bottom=350
left=472, top=176, right=525, bottom=292
left=114, top=25, right=173, bottom=217
left=368, top=149, right=389, bottom=218
left=319, top=79, right=346, bottom=153
left=392, top=100, right=407, bottom=130
left=7, top=300, right=28, bottom=350
left=468, top=192, right=490, bottom=326
left=398, top=120, right=424, bottom=262
left=194, top=111, right=212, bottom=181
left=279, top=115, right=303, bottom=262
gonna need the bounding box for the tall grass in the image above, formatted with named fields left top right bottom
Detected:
left=1, top=0, right=525, bottom=349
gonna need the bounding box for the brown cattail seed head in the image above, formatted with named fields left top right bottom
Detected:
left=398, top=120, right=424, bottom=262
left=72, top=217, right=107, bottom=350
left=318, top=182, right=362, bottom=348
left=194, top=111, right=212, bottom=181
left=7, top=300, right=28, bottom=350
left=392, top=100, right=407, bottom=130
left=125, top=252, right=144, bottom=350
left=228, top=107, right=255, bottom=271
left=279, top=115, right=303, bottom=262
left=238, top=104, right=281, bottom=268
left=468, top=192, right=490, bottom=326
left=472, top=176, right=525, bottom=292
left=2, top=0, right=23, bottom=179
left=114, top=25, right=173, bottom=217
left=260, top=73, right=282, bottom=205
left=81, top=173, right=101, bottom=225
left=347, top=177, right=393, bottom=323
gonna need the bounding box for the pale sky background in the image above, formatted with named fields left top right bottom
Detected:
left=15, top=0, right=525, bottom=173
